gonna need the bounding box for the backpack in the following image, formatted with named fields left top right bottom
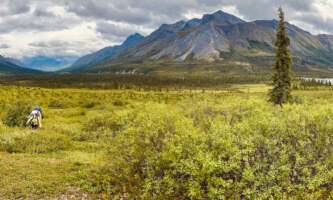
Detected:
left=33, top=107, right=44, bottom=119
left=30, top=111, right=40, bottom=127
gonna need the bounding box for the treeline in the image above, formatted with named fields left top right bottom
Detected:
left=293, top=78, right=333, bottom=90
left=0, top=74, right=269, bottom=90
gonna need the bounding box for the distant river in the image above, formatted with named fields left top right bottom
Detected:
left=303, top=78, right=333, bottom=84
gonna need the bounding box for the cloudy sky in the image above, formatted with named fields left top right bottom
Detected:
left=0, top=0, right=332, bottom=59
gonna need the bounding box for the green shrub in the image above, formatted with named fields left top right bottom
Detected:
left=70, top=130, right=99, bottom=142
left=48, top=99, right=66, bottom=109
left=83, top=115, right=124, bottom=134
left=85, top=103, right=332, bottom=199
left=73, top=114, right=126, bottom=142
left=112, top=99, right=128, bottom=107
left=0, top=131, right=71, bottom=153
left=71, top=141, right=102, bottom=153
left=2, top=102, right=31, bottom=127
left=290, top=95, right=304, bottom=105
left=83, top=102, right=96, bottom=109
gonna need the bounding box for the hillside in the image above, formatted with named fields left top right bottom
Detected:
left=5, top=57, right=26, bottom=68
left=66, top=33, right=144, bottom=72
left=68, top=10, right=333, bottom=76
left=0, top=56, right=41, bottom=75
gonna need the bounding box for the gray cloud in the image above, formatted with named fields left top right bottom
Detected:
left=64, top=0, right=152, bottom=25
left=294, top=13, right=333, bottom=33
left=33, top=8, right=56, bottom=18
left=0, top=17, right=72, bottom=33
left=29, top=41, right=70, bottom=48
left=96, top=22, right=144, bottom=41
left=8, top=0, right=30, bottom=15
left=0, top=2, right=80, bottom=34
left=0, top=44, right=10, bottom=49
left=0, top=0, right=30, bottom=17
left=61, top=0, right=331, bottom=34
left=0, top=0, right=331, bottom=35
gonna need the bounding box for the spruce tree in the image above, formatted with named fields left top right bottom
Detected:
left=269, top=7, right=293, bottom=107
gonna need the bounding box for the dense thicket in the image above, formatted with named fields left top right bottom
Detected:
left=0, top=85, right=331, bottom=199
left=86, top=101, right=332, bottom=199
left=0, top=74, right=268, bottom=90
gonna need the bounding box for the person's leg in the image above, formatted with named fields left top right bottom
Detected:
left=26, top=116, right=32, bottom=127
left=38, top=116, right=42, bottom=128
left=38, top=112, right=43, bottom=128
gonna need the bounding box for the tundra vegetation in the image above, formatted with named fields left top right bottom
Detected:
left=0, top=74, right=332, bottom=199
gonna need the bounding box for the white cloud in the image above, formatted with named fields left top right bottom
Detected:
left=0, top=22, right=109, bottom=58
left=313, top=0, right=333, bottom=21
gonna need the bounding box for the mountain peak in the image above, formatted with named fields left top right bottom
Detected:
left=132, top=33, right=144, bottom=38
left=122, top=33, right=144, bottom=47
left=202, top=10, right=245, bottom=25
left=213, top=10, right=227, bottom=15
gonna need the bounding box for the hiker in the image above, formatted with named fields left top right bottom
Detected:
left=26, top=107, right=44, bottom=129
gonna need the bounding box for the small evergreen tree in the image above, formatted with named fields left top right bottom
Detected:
left=269, top=7, right=293, bottom=107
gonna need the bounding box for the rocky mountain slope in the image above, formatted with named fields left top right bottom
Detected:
left=66, top=33, right=144, bottom=72
left=67, top=10, right=333, bottom=75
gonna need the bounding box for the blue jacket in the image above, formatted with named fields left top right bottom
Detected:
left=33, top=107, right=44, bottom=119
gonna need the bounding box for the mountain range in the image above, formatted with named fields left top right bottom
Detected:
left=0, top=56, right=40, bottom=75
left=2, top=10, right=333, bottom=75
left=0, top=56, right=79, bottom=74
left=67, top=10, right=333, bottom=75
left=20, top=56, right=79, bottom=71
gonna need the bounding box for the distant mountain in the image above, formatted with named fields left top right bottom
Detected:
left=65, top=33, right=144, bottom=71
left=0, top=56, right=40, bottom=74
left=21, top=56, right=79, bottom=72
left=5, top=57, right=26, bottom=68
left=68, top=10, right=333, bottom=75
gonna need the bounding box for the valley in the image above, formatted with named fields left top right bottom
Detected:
left=0, top=80, right=332, bottom=199
left=0, top=5, right=332, bottom=199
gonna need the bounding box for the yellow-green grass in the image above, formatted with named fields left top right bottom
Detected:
left=0, top=85, right=332, bottom=199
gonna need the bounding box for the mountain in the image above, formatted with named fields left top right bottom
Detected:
left=130, top=10, right=246, bottom=62
left=0, top=56, right=40, bottom=75
left=67, top=10, right=333, bottom=75
left=5, top=57, right=26, bottom=68
left=21, top=56, right=79, bottom=72
left=66, top=33, right=144, bottom=72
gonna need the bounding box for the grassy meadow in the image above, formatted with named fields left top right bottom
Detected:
left=0, top=76, right=332, bottom=199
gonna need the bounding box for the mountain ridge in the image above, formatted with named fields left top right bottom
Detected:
left=66, top=33, right=144, bottom=72
left=66, top=10, right=333, bottom=75
left=0, top=55, right=41, bottom=74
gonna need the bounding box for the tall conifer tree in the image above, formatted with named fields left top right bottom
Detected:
left=269, top=7, right=293, bottom=107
